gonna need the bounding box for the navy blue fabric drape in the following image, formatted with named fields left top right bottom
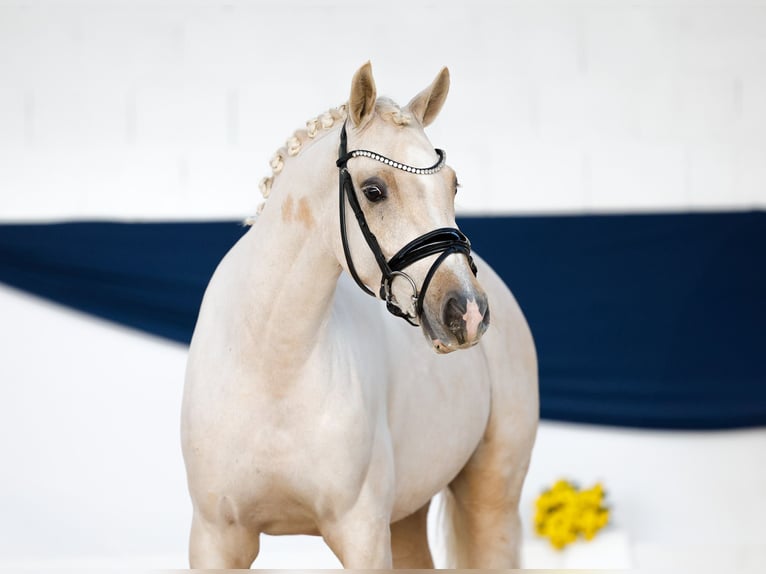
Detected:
left=1, top=212, right=764, bottom=430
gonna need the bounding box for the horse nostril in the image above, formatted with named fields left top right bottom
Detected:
left=443, top=296, right=467, bottom=343
left=442, top=294, right=489, bottom=345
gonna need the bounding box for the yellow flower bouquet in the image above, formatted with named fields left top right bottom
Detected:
left=534, top=479, right=610, bottom=550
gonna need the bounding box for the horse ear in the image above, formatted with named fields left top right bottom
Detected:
left=349, top=61, right=377, bottom=129
left=407, top=67, right=450, bottom=127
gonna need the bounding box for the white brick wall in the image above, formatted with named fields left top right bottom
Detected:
left=0, top=0, right=764, bottom=220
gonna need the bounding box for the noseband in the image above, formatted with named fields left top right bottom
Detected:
left=336, top=121, right=477, bottom=326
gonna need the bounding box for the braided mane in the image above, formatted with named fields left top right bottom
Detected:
left=245, top=98, right=412, bottom=225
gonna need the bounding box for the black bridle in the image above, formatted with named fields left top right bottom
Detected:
left=336, top=121, right=477, bottom=326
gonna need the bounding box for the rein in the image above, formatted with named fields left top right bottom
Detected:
left=336, top=121, right=477, bottom=325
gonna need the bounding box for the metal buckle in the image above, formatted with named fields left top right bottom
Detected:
left=383, top=271, right=419, bottom=323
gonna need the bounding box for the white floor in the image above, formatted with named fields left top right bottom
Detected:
left=0, top=283, right=764, bottom=571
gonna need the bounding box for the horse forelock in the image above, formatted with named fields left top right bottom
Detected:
left=375, top=97, right=413, bottom=127
left=244, top=98, right=413, bottom=226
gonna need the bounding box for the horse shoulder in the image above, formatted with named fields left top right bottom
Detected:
left=474, top=254, right=539, bottom=427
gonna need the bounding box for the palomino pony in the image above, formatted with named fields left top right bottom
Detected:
left=181, top=63, right=538, bottom=569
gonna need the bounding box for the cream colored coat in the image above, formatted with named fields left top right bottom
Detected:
left=181, top=63, right=538, bottom=569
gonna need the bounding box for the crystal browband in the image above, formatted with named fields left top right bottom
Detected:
left=337, top=148, right=446, bottom=175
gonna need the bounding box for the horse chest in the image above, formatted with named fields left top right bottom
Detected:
left=239, top=323, right=491, bottom=528
left=322, top=293, right=494, bottom=519
left=386, top=346, right=492, bottom=519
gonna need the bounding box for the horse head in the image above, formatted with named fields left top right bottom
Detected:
left=334, top=63, right=489, bottom=353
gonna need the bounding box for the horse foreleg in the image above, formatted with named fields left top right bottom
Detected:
left=188, top=511, right=260, bottom=569
left=322, top=510, right=393, bottom=568
left=445, top=469, right=523, bottom=567
left=440, top=300, right=539, bottom=568
left=320, top=443, right=395, bottom=568
left=390, top=501, right=434, bottom=568
left=444, top=404, right=537, bottom=568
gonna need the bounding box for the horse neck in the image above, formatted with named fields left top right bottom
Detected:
left=235, top=130, right=342, bottom=372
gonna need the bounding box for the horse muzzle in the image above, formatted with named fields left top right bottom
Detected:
left=422, top=289, right=490, bottom=353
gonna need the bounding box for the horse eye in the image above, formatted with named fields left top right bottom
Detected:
left=362, top=185, right=386, bottom=203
